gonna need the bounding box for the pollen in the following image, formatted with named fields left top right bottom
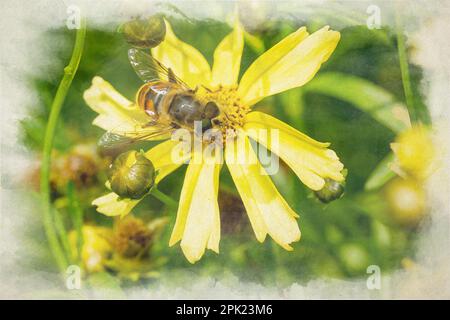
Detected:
left=200, top=85, right=250, bottom=138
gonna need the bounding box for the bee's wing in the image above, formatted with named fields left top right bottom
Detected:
left=128, top=48, right=191, bottom=89
left=116, top=124, right=174, bottom=140
left=98, top=122, right=175, bottom=155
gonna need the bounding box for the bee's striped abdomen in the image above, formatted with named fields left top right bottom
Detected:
left=136, top=82, right=171, bottom=119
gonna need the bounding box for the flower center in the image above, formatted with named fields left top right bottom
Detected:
left=199, top=85, right=250, bottom=136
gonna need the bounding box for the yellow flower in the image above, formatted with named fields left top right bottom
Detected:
left=69, top=219, right=167, bottom=279
left=84, top=20, right=344, bottom=263
left=69, top=225, right=113, bottom=273
left=390, top=125, right=435, bottom=180
left=106, top=216, right=168, bottom=281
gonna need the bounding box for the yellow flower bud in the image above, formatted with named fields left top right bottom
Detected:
left=385, top=178, right=426, bottom=226
left=391, top=126, right=435, bottom=180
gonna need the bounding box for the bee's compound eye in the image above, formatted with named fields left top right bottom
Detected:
left=204, top=101, right=220, bottom=119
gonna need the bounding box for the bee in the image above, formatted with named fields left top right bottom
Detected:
left=99, top=48, right=221, bottom=199
left=98, top=48, right=220, bottom=153
left=130, top=48, right=220, bottom=131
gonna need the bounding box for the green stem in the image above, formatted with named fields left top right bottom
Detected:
left=150, top=187, right=178, bottom=210
left=53, top=207, right=72, bottom=263
left=395, top=7, right=430, bottom=125
left=40, top=19, right=86, bottom=272
left=67, top=182, right=84, bottom=264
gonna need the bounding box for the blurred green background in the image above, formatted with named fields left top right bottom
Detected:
left=20, top=6, right=430, bottom=290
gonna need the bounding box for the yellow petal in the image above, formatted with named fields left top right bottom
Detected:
left=146, top=139, right=191, bottom=183
left=225, top=133, right=301, bottom=250
left=151, top=20, right=211, bottom=88
left=93, top=140, right=187, bottom=217
left=210, top=20, right=244, bottom=87
left=92, top=192, right=139, bottom=217
left=244, top=112, right=344, bottom=191
left=69, top=226, right=113, bottom=273
left=169, top=152, right=221, bottom=264
left=238, top=26, right=340, bottom=105
left=83, top=76, right=149, bottom=133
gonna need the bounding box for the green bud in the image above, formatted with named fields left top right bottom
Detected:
left=119, top=15, right=166, bottom=49
left=108, top=151, right=155, bottom=199
left=314, top=178, right=345, bottom=203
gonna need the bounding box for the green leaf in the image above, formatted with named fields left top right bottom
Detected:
left=304, top=72, right=410, bottom=133
left=331, top=26, right=392, bottom=61
left=364, top=152, right=396, bottom=191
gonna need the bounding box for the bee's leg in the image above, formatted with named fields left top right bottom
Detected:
left=142, top=120, right=158, bottom=127
left=201, top=85, right=212, bottom=93
left=189, top=85, right=199, bottom=94
left=168, top=68, right=178, bottom=84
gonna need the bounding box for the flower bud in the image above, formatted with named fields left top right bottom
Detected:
left=108, top=150, right=155, bottom=199
left=391, top=125, right=435, bottom=180
left=385, top=178, right=426, bottom=226
left=119, top=15, right=166, bottom=49
left=314, top=178, right=345, bottom=203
